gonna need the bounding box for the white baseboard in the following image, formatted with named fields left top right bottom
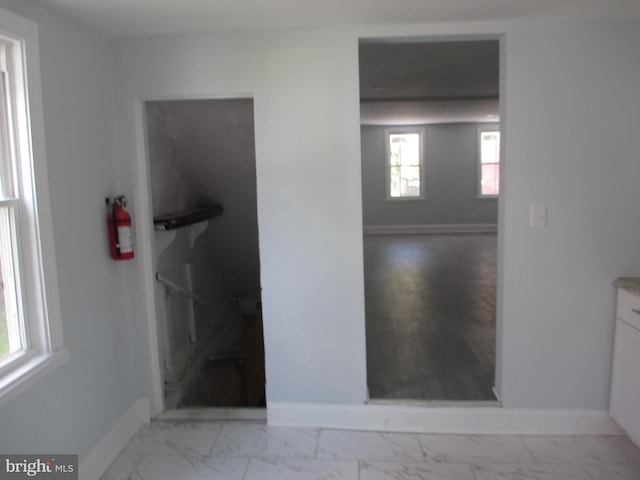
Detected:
left=158, top=408, right=267, bottom=422
left=79, top=398, right=150, bottom=480
left=267, top=402, right=622, bottom=435
left=363, top=224, right=498, bottom=235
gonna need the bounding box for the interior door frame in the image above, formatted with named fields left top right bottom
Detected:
left=131, top=93, right=260, bottom=416
left=357, top=32, right=506, bottom=403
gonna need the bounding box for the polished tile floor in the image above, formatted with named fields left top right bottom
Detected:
left=364, top=233, right=497, bottom=401
left=102, top=421, right=640, bottom=479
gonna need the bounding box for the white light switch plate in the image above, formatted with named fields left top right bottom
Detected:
left=530, top=204, right=547, bottom=228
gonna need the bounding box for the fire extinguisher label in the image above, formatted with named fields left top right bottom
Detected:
left=117, top=226, right=134, bottom=254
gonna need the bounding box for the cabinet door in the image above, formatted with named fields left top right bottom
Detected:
left=610, top=318, right=640, bottom=445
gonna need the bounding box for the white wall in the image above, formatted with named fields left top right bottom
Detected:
left=117, top=18, right=640, bottom=411
left=0, top=12, right=634, bottom=462
left=0, top=1, right=634, bottom=471
left=361, top=19, right=640, bottom=409
left=116, top=29, right=368, bottom=405
left=361, top=123, right=499, bottom=226
left=498, top=19, right=640, bottom=408
left=0, top=0, right=140, bottom=460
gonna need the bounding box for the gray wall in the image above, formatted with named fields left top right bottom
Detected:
left=146, top=99, right=260, bottom=299
left=361, top=123, right=499, bottom=226
left=117, top=29, right=369, bottom=406
left=0, top=0, right=138, bottom=460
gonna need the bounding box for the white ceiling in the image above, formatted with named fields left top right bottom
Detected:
left=359, top=40, right=499, bottom=125
left=359, top=41, right=499, bottom=102
left=31, top=0, right=640, bottom=39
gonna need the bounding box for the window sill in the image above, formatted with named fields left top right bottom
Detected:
left=0, top=347, right=70, bottom=408
left=477, top=195, right=499, bottom=200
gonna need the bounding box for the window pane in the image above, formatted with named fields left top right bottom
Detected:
left=391, top=166, right=420, bottom=198
left=481, top=132, right=500, bottom=165
left=389, top=166, right=421, bottom=198
left=389, top=132, right=422, bottom=198
left=0, top=281, right=8, bottom=357
left=389, top=133, right=420, bottom=167
left=389, top=148, right=401, bottom=167
left=0, top=206, right=22, bottom=360
left=481, top=164, right=500, bottom=196
left=400, top=166, right=420, bottom=196
left=0, top=70, right=16, bottom=200
left=390, top=166, right=401, bottom=197
left=480, top=130, right=500, bottom=196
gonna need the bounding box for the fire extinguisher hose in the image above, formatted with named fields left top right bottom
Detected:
left=112, top=202, right=121, bottom=256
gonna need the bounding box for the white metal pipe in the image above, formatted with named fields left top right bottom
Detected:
left=155, top=272, right=209, bottom=305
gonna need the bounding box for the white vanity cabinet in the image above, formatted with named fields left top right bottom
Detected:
left=610, top=284, right=640, bottom=446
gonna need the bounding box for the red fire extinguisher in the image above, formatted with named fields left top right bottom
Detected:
left=106, top=195, right=134, bottom=261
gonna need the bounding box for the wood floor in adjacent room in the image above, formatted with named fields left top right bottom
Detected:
left=364, top=233, right=497, bottom=401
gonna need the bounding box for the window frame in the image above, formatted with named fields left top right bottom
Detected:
left=477, top=126, right=501, bottom=198
left=0, top=6, right=67, bottom=407
left=384, top=127, right=425, bottom=201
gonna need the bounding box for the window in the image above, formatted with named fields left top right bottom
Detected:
left=478, top=128, right=500, bottom=196
left=0, top=7, right=66, bottom=405
left=386, top=129, right=424, bottom=199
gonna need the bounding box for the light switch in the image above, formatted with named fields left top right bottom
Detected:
left=530, top=204, right=547, bottom=228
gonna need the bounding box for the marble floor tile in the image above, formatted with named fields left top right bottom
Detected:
left=100, top=452, right=143, bottom=480
left=585, top=463, right=640, bottom=480
left=521, top=435, right=640, bottom=465
left=211, top=423, right=319, bottom=458
left=418, top=434, right=534, bottom=464
left=244, top=458, right=358, bottom=480
left=129, top=454, right=248, bottom=480
left=124, top=422, right=221, bottom=457
left=317, top=430, right=423, bottom=461
left=472, top=464, right=593, bottom=480
left=360, top=461, right=475, bottom=480
left=101, top=420, right=640, bottom=480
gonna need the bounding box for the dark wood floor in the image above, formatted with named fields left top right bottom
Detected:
left=364, top=233, right=497, bottom=401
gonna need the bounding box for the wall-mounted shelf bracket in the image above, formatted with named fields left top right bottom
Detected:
left=154, top=205, right=223, bottom=231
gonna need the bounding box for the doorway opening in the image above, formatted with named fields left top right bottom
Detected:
left=359, top=39, right=501, bottom=402
left=144, top=98, right=265, bottom=409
